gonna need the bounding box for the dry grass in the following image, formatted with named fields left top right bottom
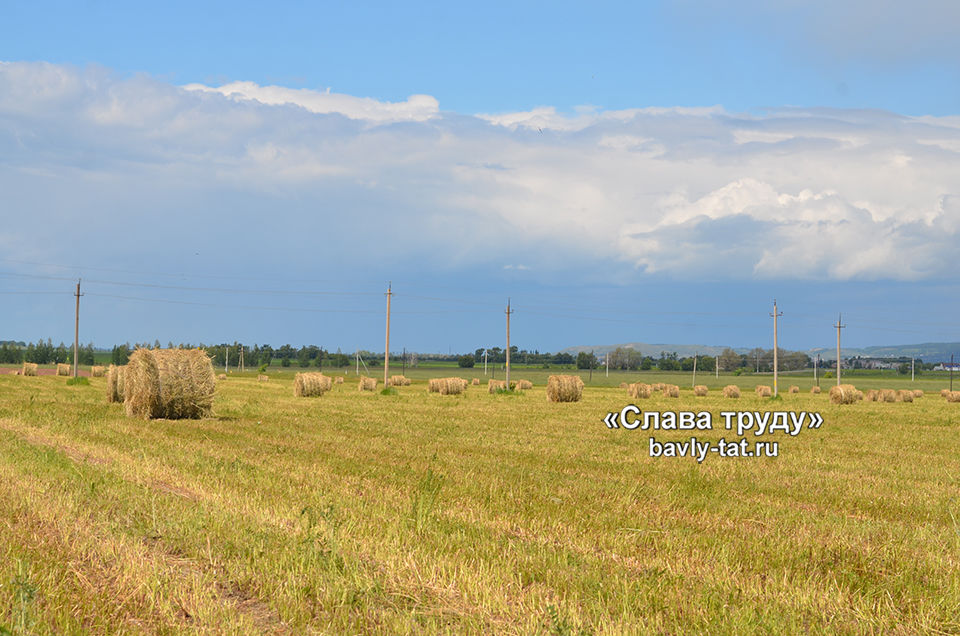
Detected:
left=722, top=385, right=740, bottom=398
left=755, top=385, right=772, bottom=398
left=21, top=362, right=38, bottom=377
left=91, top=365, right=105, bottom=378
left=829, top=384, right=860, bottom=405
left=693, top=385, right=708, bottom=397
left=546, top=375, right=584, bottom=402
left=56, top=363, right=70, bottom=376
left=358, top=377, right=377, bottom=392
left=123, top=348, right=216, bottom=419
left=105, top=365, right=126, bottom=403
left=294, top=372, right=333, bottom=397
left=627, top=383, right=652, bottom=399
left=257, top=375, right=269, bottom=382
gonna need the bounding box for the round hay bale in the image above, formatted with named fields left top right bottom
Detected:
left=941, top=389, right=950, bottom=398
left=56, top=363, right=71, bottom=376
left=693, top=385, right=708, bottom=397
left=944, top=391, right=960, bottom=403
left=358, top=376, right=377, bottom=391
left=124, top=348, right=216, bottom=419
left=428, top=378, right=443, bottom=393
left=546, top=375, right=584, bottom=402
left=440, top=377, right=466, bottom=395
left=91, top=365, right=105, bottom=378
left=628, top=382, right=651, bottom=399
left=472, top=378, right=480, bottom=386
left=514, top=379, right=533, bottom=391
left=294, top=372, right=332, bottom=397
left=335, top=376, right=344, bottom=385
left=663, top=384, right=680, bottom=398
left=896, top=389, right=914, bottom=403
left=257, top=374, right=269, bottom=382
left=488, top=379, right=507, bottom=393
left=912, top=389, right=923, bottom=398
left=881, top=389, right=897, bottom=403
left=755, top=385, right=772, bottom=397
left=864, top=389, right=879, bottom=402
left=788, top=385, right=799, bottom=394
left=21, top=362, right=38, bottom=376
left=722, top=385, right=740, bottom=398
left=389, top=375, right=411, bottom=387
left=811, top=386, right=822, bottom=394
left=217, top=373, right=227, bottom=380
left=106, top=364, right=126, bottom=403
left=829, top=384, right=859, bottom=405
left=618, top=382, right=628, bottom=389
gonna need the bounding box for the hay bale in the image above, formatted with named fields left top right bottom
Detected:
left=896, top=390, right=914, bottom=403
left=547, top=375, right=584, bottom=403
left=864, top=389, right=879, bottom=402
left=91, top=365, right=105, bottom=378
left=627, top=382, right=651, bottom=399
left=514, top=379, right=533, bottom=390
left=57, top=363, right=70, bottom=376
left=124, top=348, right=215, bottom=419
left=944, top=391, right=960, bottom=403
left=106, top=365, right=126, bottom=403
left=440, top=377, right=466, bottom=395
left=651, top=383, right=664, bottom=392
left=257, top=374, right=269, bottom=382
left=294, top=372, right=332, bottom=397
left=217, top=373, right=227, bottom=380
left=941, top=389, right=950, bottom=398
left=662, top=384, right=680, bottom=398
left=788, top=385, right=799, bottom=394
left=755, top=385, right=772, bottom=397
left=21, top=362, right=38, bottom=377
left=488, top=379, right=507, bottom=393
left=912, top=389, right=924, bottom=398
left=880, top=389, right=897, bottom=403
left=428, top=378, right=443, bottom=393
left=358, top=377, right=377, bottom=391
left=722, top=385, right=740, bottom=398
left=472, top=378, right=480, bottom=386
left=693, top=385, right=708, bottom=396
left=829, top=384, right=859, bottom=405
left=335, top=376, right=344, bottom=385
left=618, top=382, right=628, bottom=389
left=811, top=386, right=822, bottom=394
left=389, top=375, right=411, bottom=387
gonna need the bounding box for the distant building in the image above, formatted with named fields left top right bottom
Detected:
left=933, top=363, right=960, bottom=371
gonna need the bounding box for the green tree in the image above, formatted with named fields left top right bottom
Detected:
left=457, top=355, right=475, bottom=368
left=576, top=351, right=598, bottom=370
left=111, top=344, right=130, bottom=366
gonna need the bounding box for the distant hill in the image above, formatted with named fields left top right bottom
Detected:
left=562, top=342, right=960, bottom=362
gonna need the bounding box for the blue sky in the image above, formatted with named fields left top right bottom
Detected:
left=1, top=1, right=959, bottom=355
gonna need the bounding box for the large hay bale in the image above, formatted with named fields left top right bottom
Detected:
left=628, top=382, right=651, bottom=399
left=428, top=378, right=443, bottom=393
left=547, top=375, right=584, bottom=403
left=722, top=385, right=740, bottom=398
left=358, top=377, right=377, bottom=391
left=294, top=372, right=332, bottom=397
left=124, top=348, right=216, bottom=419
left=896, top=390, right=914, bottom=403
left=21, top=362, right=38, bottom=376
left=217, top=373, right=227, bottom=380
left=912, top=389, right=924, bottom=398
left=91, top=365, right=105, bottom=378
left=941, top=389, right=950, bottom=398
left=472, top=378, right=480, bottom=386
left=513, top=379, right=533, bottom=391
left=864, top=389, right=879, bottom=402
left=389, top=375, right=411, bottom=387
left=755, top=385, right=772, bottom=397
left=57, top=363, right=70, bottom=376
left=651, top=383, right=664, bottom=392
left=106, top=364, right=126, bottom=403
left=618, top=382, right=628, bottom=389
left=945, top=391, right=960, bottom=403
left=662, top=384, right=680, bottom=398
left=488, top=379, right=507, bottom=393
left=788, top=385, right=799, bottom=394
left=693, top=385, right=708, bottom=397
left=440, top=377, right=466, bottom=395
left=880, top=389, right=897, bottom=403
left=811, top=386, right=822, bottom=394
left=257, top=374, right=269, bottom=382
left=829, top=384, right=859, bottom=405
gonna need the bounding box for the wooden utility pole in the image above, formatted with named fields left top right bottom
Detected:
left=73, top=280, right=83, bottom=378
left=715, top=355, right=718, bottom=379
left=834, top=313, right=845, bottom=386
left=505, top=299, right=513, bottom=389
left=771, top=300, right=782, bottom=396
left=402, top=348, right=406, bottom=376
left=384, top=283, right=392, bottom=388
left=692, top=353, right=697, bottom=388
left=225, top=347, right=229, bottom=374
left=911, top=357, right=915, bottom=382
left=951, top=354, right=955, bottom=392
left=815, top=354, right=820, bottom=387
left=605, top=352, right=609, bottom=378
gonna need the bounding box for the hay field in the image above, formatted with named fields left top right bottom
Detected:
left=0, top=373, right=958, bottom=633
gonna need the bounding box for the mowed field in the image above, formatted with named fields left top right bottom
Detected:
left=1, top=370, right=959, bottom=634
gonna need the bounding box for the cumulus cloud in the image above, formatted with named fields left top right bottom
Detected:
left=1, top=61, right=959, bottom=283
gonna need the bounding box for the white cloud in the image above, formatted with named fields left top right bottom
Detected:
left=1, top=62, right=959, bottom=283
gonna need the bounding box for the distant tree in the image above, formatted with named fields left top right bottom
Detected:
left=553, top=352, right=574, bottom=365
left=719, top=348, right=742, bottom=372
left=576, top=351, right=598, bottom=370
left=111, top=344, right=131, bottom=366
left=458, top=355, right=475, bottom=368
left=640, top=357, right=653, bottom=371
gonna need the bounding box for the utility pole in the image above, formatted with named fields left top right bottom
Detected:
left=692, top=353, right=697, bottom=388
left=815, top=353, right=820, bottom=387
left=951, top=354, right=955, bottom=392
left=834, top=313, right=846, bottom=386
left=605, top=352, right=609, bottom=378
left=356, top=351, right=359, bottom=376
left=771, top=300, right=782, bottom=396
left=239, top=344, right=244, bottom=373
left=483, top=350, right=488, bottom=375
left=911, top=357, right=915, bottom=382
left=225, top=347, right=228, bottom=374
left=715, top=355, right=718, bottom=379
left=505, top=299, right=513, bottom=389
left=73, top=279, right=83, bottom=378
left=384, top=283, right=392, bottom=388
left=402, top=347, right=406, bottom=376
